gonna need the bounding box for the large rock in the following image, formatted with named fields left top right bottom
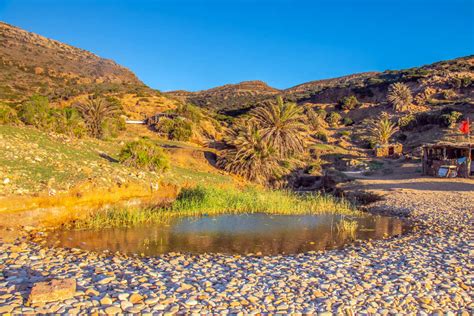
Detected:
left=27, top=279, right=76, bottom=304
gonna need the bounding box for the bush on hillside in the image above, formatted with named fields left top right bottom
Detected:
left=314, top=131, right=328, bottom=142
left=398, top=114, right=417, bottom=131
left=316, top=109, right=327, bottom=120
left=119, top=139, right=170, bottom=172
left=19, top=95, right=50, bottom=129
left=441, top=89, right=456, bottom=100
left=0, top=103, right=19, bottom=125
left=439, top=111, right=462, bottom=128
left=156, top=117, right=193, bottom=141
left=172, top=103, right=203, bottom=123
left=305, top=107, right=326, bottom=131
left=342, top=117, right=354, bottom=126
left=326, top=112, right=342, bottom=127
left=102, top=116, right=126, bottom=139
left=414, top=108, right=463, bottom=128
left=338, top=95, right=359, bottom=110
left=49, top=107, right=87, bottom=138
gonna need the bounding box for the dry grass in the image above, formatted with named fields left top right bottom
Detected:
left=0, top=182, right=178, bottom=222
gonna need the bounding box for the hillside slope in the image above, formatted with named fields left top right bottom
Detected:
left=0, top=22, right=179, bottom=118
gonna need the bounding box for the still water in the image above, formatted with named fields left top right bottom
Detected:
left=49, top=214, right=409, bottom=256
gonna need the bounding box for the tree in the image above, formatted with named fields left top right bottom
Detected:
left=369, top=114, right=399, bottom=145
left=250, top=96, right=309, bottom=158
left=387, top=82, right=412, bottom=111
left=75, top=97, right=121, bottom=138
left=217, top=124, right=287, bottom=185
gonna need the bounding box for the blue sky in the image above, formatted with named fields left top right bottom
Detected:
left=1, top=0, right=473, bottom=91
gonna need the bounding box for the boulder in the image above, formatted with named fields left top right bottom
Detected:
left=27, top=278, right=76, bottom=304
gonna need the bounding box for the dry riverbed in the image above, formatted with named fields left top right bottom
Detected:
left=0, top=179, right=473, bottom=314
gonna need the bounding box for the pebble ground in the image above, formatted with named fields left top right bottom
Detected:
left=0, top=188, right=472, bottom=314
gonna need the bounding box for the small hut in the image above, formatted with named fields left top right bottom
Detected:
left=421, top=142, right=473, bottom=178
left=374, top=143, right=403, bottom=158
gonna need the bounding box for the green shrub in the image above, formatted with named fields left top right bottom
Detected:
left=398, top=114, right=417, bottom=131
left=0, top=103, right=19, bottom=125
left=338, top=95, right=359, bottom=110
left=316, top=109, right=327, bottom=120
left=342, top=117, right=354, bottom=126
left=119, top=139, right=170, bottom=171
left=340, top=130, right=351, bottom=137
left=156, top=117, right=193, bottom=141
left=367, top=77, right=385, bottom=85
left=314, top=131, right=328, bottom=142
left=102, top=117, right=126, bottom=139
left=49, top=107, right=87, bottom=137
left=171, top=103, right=203, bottom=123
left=441, top=89, right=456, bottom=100
left=439, top=111, right=462, bottom=127
left=19, top=95, right=50, bottom=129
left=326, top=112, right=342, bottom=126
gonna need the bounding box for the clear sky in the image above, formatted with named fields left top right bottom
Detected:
left=1, top=0, right=473, bottom=91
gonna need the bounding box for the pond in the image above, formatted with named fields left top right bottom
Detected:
left=48, top=213, right=409, bottom=256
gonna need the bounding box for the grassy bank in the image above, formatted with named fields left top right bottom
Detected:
left=71, top=185, right=359, bottom=229
left=0, top=125, right=233, bottom=210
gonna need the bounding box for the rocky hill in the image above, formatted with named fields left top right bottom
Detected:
left=167, top=80, right=280, bottom=114
left=0, top=22, right=180, bottom=117
left=167, top=57, right=474, bottom=114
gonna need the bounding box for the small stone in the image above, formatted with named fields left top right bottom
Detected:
left=0, top=305, right=14, bottom=314
left=86, top=289, right=100, bottom=297
left=121, top=301, right=133, bottom=310
left=118, top=293, right=129, bottom=301
left=97, top=276, right=115, bottom=285
left=144, top=297, right=159, bottom=305
left=100, top=296, right=113, bottom=305
left=129, top=293, right=143, bottom=304
left=185, top=298, right=198, bottom=306
left=105, top=306, right=122, bottom=314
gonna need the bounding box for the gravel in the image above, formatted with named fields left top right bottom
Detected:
left=0, top=189, right=472, bottom=314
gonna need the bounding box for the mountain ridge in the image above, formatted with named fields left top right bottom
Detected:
left=166, top=56, right=473, bottom=113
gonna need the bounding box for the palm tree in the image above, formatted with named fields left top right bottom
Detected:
left=387, top=82, right=412, bottom=112
left=250, top=96, right=309, bottom=158
left=217, top=124, right=287, bottom=185
left=369, top=114, right=399, bottom=145
left=75, top=97, right=120, bottom=138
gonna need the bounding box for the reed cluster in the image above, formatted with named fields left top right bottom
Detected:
left=71, top=185, right=359, bottom=229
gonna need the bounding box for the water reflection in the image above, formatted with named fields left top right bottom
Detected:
left=50, top=214, right=407, bottom=255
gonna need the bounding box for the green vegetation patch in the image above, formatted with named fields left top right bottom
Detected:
left=72, top=185, right=358, bottom=229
